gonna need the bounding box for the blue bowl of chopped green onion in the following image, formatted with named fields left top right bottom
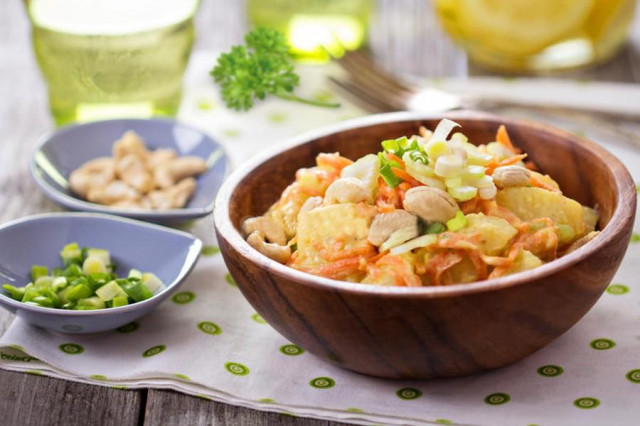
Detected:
left=0, top=213, right=202, bottom=333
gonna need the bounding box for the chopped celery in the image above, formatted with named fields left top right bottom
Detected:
left=30, top=265, right=49, bottom=281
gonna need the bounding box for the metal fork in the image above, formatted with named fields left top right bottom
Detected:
left=328, top=50, right=640, bottom=146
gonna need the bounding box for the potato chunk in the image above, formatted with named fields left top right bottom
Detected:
left=504, top=250, right=543, bottom=276
left=496, top=187, right=588, bottom=238
left=461, top=213, right=518, bottom=256
left=294, top=203, right=376, bottom=269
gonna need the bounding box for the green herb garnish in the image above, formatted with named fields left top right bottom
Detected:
left=211, top=28, right=340, bottom=111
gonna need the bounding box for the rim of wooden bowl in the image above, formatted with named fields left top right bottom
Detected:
left=214, top=111, right=636, bottom=299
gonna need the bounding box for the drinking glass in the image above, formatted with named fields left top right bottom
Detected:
left=246, top=0, right=374, bottom=63
left=434, top=0, right=637, bottom=73
left=24, top=0, right=200, bottom=126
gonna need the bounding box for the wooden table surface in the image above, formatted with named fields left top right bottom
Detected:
left=0, top=1, right=639, bottom=425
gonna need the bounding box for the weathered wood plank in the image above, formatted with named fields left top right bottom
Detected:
left=0, top=370, right=142, bottom=426
left=144, top=389, right=353, bottom=426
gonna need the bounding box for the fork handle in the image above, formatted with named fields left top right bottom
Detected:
left=470, top=98, right=640, bottom=125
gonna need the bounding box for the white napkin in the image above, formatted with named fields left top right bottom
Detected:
left=1, top=52, right=640, bottom=426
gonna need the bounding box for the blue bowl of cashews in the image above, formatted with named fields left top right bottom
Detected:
left=30, top=118, right=229, bottom=223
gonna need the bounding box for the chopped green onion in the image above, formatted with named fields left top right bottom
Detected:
left=378, top=153, right=402, bottom=188
left=448, top=186, right=478, bottom=202
left=446, top=211, right=468, bottom=231
left=1, top=242, right=164, bottom=311
left=425, top=222, right=446, bottom=234
left=31, top=265, right=49, bottom=281
left=2, top=284, right=25, bottom=301
left=409, top=150, right=428, bottom=165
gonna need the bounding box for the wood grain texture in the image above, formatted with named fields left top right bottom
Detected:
left=145, top=389, right=348, bottom=426
left=0, top=370, right=142, bottom=426
left=214, top=112, right=636, bottom=378
left=1, top=0, right=639, bottom=424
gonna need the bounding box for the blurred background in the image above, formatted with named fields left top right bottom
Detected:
left=1, top=0, right=639, bottom=132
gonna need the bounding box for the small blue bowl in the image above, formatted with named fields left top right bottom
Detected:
left=0, top=213, right=202, bottom=334
left=30, top=118, right=228, bottom=223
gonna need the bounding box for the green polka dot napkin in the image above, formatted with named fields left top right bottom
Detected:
left=2, top=53, right=640, bottom=425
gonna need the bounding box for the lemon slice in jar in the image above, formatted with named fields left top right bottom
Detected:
left=456, top=0, right=595, bottom=56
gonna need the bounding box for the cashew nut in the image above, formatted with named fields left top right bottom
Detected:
left=155, top=157, right=207, bottom=188
left=402, top=186, right=458, bottom=223
left=87, top=180, right=141, bottom=205
left=115, top=153, right=155, bottom=193
left=112, top=131, right=149, bottom=160
left=110, top=198, right=153, bottom=210
left=69, top=157, right=115, bottom=198
left=299, top=196, right=323, bottom=213
left=565, top=231, right=599, bottom=254
left=368, top=210, right=419, bottom=246
left=148, top=178, right=197, bottom=209
left=70, top=130, right=207, bottom=210
left=493, top=165, right=531, bottom=189
left=146, top=148, right=177, bottom=169
left=242, top=216, right=288, bottom=246
left=247, top=231, right=291, bottom=263
left=323, top=177, right=369, bottom=205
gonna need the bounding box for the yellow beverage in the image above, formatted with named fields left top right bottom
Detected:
left=246, top=0, right=374, bottom=63
left=25, top=0, right=200, bottom=126
left=434, top=0, right=636, bottom=72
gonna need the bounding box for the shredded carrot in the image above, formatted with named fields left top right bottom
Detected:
left=385, top=152, right=405, bottom=168
left=424, top=251, right=464, bottom=286
left=316, top=152, right=353, bottom=172
left=395, top=182, right=413, bottom=204
left=306, top=257, right=365, bottom=279
left=315, top=243, right=376, bottom=262
left=496, top=125, right=521, bottom=154
left=461, top=197, right=481, bottom=214
left=524, top=161, right=538, bottom=171
left=390, top=167, right=421, bottom=187
left=466, top=249, right=488, bottom=280
left=530, top=173, right=561, bottom=192
left=375, top=178, right=400, bottom=211
left=486, top=153, right=529, bottom=175
left=374, top=255, right=422, bottom=287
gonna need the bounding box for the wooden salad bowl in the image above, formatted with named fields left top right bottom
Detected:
left=213, top=111, right=636, bottom=379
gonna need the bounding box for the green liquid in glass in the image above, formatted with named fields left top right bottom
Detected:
left=247, top=0, right=373, bottom=63
left=26, top=0, right=198, bottom=126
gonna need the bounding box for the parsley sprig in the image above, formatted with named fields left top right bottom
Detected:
left=211, top=28, right=340, bottom=111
